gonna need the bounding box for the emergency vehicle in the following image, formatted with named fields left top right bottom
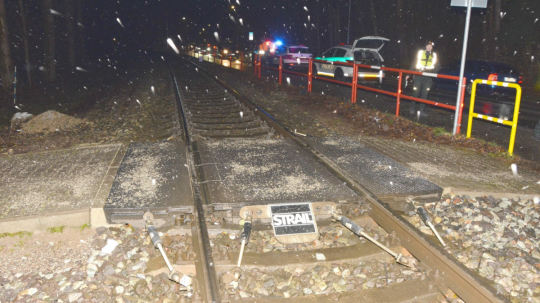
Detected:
left=314, top=36, right=389, bottom=84
left=270, top=45, right=312, bottom=69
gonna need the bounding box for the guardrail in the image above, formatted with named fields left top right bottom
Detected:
left=256, top=56, right=467, bottom=134
left=467, top=79, right=522, bottom=156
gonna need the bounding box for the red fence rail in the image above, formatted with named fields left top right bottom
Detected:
left=257, top=56, right=466, bottom=134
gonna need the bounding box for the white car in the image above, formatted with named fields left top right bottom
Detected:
left=314, top=36, right=389, bottom=84
left=270, top=45, right=312, bottom=68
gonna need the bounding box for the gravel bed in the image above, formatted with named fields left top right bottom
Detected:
left=218, top=259, right=426, bottom=300
left=211, top=223, right=391, bottom=254
left=0, top=225, right=195, bottom=302
left=409, top=195, right=540, bottom=302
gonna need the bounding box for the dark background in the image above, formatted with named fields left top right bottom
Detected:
left=3, top=0, right=540, bottom=88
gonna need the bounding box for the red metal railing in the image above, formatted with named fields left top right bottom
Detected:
left=258, top=57, right=465, bottom=134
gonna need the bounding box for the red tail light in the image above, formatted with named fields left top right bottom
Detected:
left=519, top=75, right=523, bottom=84
left=487, top=73, right=498, bottom=81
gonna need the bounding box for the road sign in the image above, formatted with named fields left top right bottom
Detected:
left=451, top=0, right=487, bottom=8
left=249, top=32, right=253, bottom=41
left=270, top=203, right=317, bottom=236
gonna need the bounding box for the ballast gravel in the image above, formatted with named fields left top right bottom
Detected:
left=409, top=195, right=540, bottom=303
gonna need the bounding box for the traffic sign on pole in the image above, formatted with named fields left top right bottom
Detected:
left=450, top=0, right=487, bottom=135
left=451, top=0, right=487, bottom=8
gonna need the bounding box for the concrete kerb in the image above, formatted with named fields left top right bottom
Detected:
left=0, top=209, right=89, bottom=234
left=90, top=143, right=129, bottom=228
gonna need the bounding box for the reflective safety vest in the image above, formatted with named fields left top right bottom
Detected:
left=416, top=50, right=437, bottom=71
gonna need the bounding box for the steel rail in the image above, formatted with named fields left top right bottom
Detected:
left=166, top=62, right=221, bottom=303
left=178, top=55, right=509, bottom=303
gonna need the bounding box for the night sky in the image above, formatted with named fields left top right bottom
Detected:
left=21, top=0, right=535, bottom=76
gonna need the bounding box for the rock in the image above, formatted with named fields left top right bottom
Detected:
left=11, top=112, right=33, bottom=128
left=68, top=292, right=82, bottom=302
left=315, top=253, right=326, bottom=261
left=96, top=227, right=107, bottom=236
left=86, top=264, right=98, bottom=277
left=333, top=283, right=347, bottom=292
left=239, top=291, right=251, bottom=298
left=102, top=265, right=116, bottom=276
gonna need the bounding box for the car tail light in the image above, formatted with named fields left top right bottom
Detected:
left=519, top=75, right=523, bottom=84
left=488, top=73, right=498, bottom=81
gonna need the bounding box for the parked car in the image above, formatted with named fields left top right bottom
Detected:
left=313, top=36, right=389, bottom=84
left=435, top=59, right=522, bottom=95
left=270, top=45, right=312, bottom=69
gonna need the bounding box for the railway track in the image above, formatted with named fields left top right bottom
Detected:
left=156, top=57, right=510, bottom=303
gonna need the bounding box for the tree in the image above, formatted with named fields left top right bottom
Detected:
left=369, top=0, right=378, bottom=35
left=64, top=0, right=76, bottom=68
left=0, top=0, right=13, bottom=90
left=75, top=0, right=86, bottom=64
left=19, top=0, right=31, bottom=87
left=43, top=0, right=56, bottom=81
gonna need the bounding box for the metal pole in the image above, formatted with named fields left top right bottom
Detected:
left=347, top=0, right=351, bottom=44
left=396, top=71, right=402, bottom=116
left=453, top=0, right=472, bottom=135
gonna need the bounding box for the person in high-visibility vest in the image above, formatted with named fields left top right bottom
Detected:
left=406, top=41, right=440, bottom=116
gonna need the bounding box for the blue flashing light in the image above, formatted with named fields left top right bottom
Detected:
left=275, top=40, right=283, bottom=46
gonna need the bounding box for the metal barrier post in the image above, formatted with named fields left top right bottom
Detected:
left=456, top=77, right=467, bottom=134
left=351, top=64, right=358, bottom=103
left=509, top=85, right=522, bottom=155
left=467, top=79, right=522, bottom=156
left=254, top=55, right=257, bottom=75
left=308, top=59, right=312, bottom=92
left=240, top=52, right=243, bottom=71
left=279, top=56, right=283, bottom=85
left=258, top=55, right=261, bottom=79
left=396, top=72, right=403, bottom=116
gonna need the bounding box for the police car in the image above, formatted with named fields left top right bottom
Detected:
left=270, top=45, right=313, bottom=69
left=314, top=36, right=389, bottom=84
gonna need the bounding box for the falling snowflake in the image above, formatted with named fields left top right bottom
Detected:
left=167, top=38, right=179, bottom=54
left=510, top=164, right=518, bottom=176
left=50, top=9, right=63, bottom=16
left=116, top=18, right=124, bottom=28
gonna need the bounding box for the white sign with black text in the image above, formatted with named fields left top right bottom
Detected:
left=270, top=203, right=318, bottom=236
